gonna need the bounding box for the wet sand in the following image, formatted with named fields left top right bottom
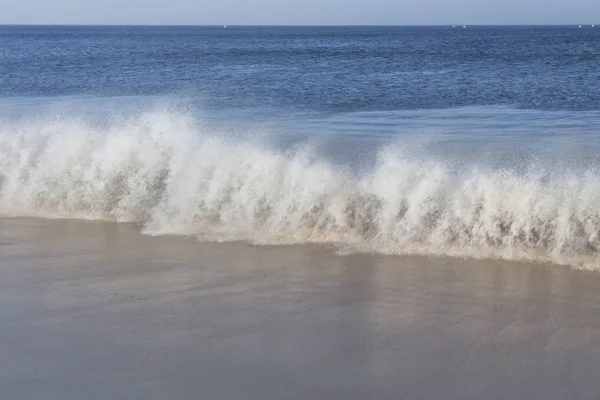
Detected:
left=1, top=218, right=600, bottom=400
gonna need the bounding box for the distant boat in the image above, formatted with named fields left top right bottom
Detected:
left=463, top=25, right=467, bottom=28
left=224, top=25, right=227, bottom=28
left=579, top=25, right=582, bottom=28
left=452, top=25, right=456, bottom=28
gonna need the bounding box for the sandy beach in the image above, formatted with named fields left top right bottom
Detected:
left=1, top=217, right=600, bottom=399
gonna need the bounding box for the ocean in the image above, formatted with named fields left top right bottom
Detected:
left=2, top=25, right=600, bottom=267
left=2, top=25, right=600, bottom=399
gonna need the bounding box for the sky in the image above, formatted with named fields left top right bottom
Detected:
left=1, top=0, right=599, bottom=25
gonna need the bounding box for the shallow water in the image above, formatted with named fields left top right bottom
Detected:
left=1, top=217, right=600, bottom=399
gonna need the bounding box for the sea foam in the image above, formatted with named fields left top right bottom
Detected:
left=1, top=109, right=600, bottom=269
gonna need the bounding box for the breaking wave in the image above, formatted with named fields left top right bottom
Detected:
left=2, top=109, right=600, bottom=269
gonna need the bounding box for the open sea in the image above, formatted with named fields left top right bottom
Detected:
left=2, top=25, right=600, bottom=399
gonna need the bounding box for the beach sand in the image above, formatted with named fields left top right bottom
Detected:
left=1, top=217, right=600, bottom=399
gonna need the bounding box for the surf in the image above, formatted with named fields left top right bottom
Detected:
left=1, top=108, right=600, bottom=269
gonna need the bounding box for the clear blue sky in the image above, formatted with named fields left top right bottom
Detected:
left=1, top=0, right=599, bottom=25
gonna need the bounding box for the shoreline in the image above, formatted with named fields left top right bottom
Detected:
left=2, top=217, right=600, bottom=399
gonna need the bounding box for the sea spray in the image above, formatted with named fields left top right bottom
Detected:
left=2, top=109, right=600, bottom=268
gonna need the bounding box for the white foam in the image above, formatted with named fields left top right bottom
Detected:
left=1, top=108, right=600, bottom=269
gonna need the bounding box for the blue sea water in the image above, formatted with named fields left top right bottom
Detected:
left=1, top=25, right=600, bottom=267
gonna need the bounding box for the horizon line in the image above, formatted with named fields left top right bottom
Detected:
left=0, top=23, right=597, bottom=27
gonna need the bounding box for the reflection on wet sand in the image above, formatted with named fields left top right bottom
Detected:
left=1, top=218, right=600, bottom=400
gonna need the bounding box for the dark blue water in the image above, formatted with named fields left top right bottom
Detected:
left=2, top=25, right=600, bottom=267
left=2, top=25, right=600, bottom=111
left=2, top=25, right=600, bottom=156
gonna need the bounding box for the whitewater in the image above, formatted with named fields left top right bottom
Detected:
left=1, top=108, right=600, bottom=269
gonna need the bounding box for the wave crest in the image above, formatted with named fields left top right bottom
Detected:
left=2, top=110, right=600, bottom=269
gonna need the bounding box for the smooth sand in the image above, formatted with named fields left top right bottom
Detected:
left=1, top=218, right=600, bottom=399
